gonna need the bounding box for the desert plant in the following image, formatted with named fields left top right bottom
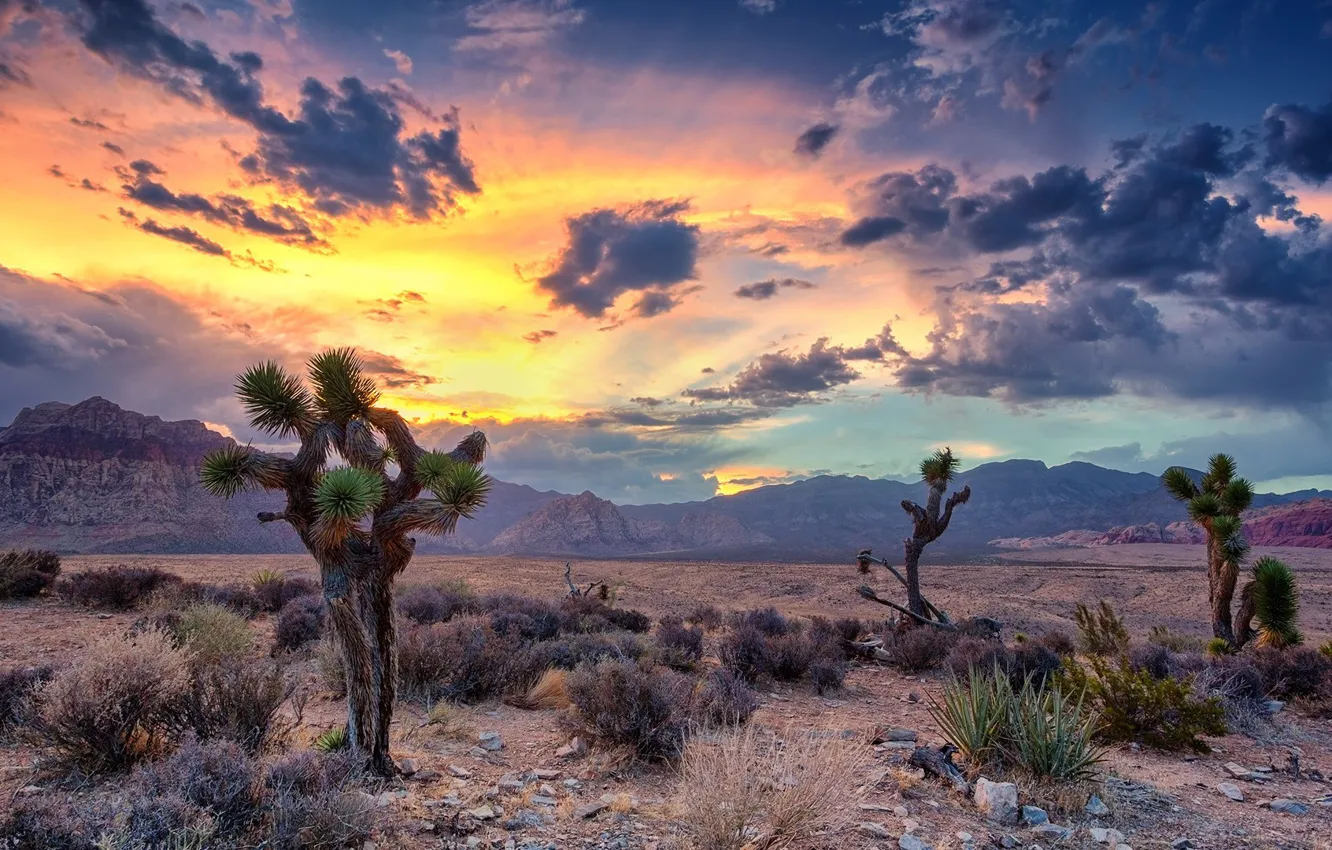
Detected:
left=177, top=603, right=254, bottom=664
left=265, top=750, right=377, bottom=850
left=0, top=665, right=54, bottom=737
left=507, top=668, right=571, bottom=710
left=1206, top=637, right=1232, bottom=657
left=566, top=659, right=694, bottom=760
left=930, top=666, right=1010, bottom=770
left=1247, top=646, right=1331, bottom=699
left=808, top=654, right=848, bottom=694
left=1074, top=600, right=1129, bottom=656
left=1244, top=557, right=1302, bottom=648
left=397, top=615, right=533, bottom=704
left=1003, top=682, right=1105, bottom=781
left=274, top=593, right=327, bottom=652
left=1061, top=655, right=1226, bottom=752
left=1163, top=455, right=1255, bottom=647
left=1320, top=640, right=1332, bottom=659
left=314, top=726, right=349, bottom=752
left=674, top=723, right=865, bottom=850
left=857, top=447, right=971, bottom=625
left=200, top=349, right=491, bottom=775
left=184, top=655, right=293, bottom=754
left=687, top=603, right=725, bottom=631
left=397, top=583, right=476, bottom=625
left=58, top=565, right=182, bottom=610
left=654, top=617, right=705, bottom=670
left=34, top=628, right=190, bottom=772
left=197, top=583, right=264, bottom=618
left=718, top=622, right=774, bottom=683
left=1147, top=626, right=1207, bottom=653
left=690, top=668, right=759, bottom=727
left=0, top=549, right=61, bottom=599
left=131, top=736, right=261, bottom=834
left=891, top=626, right=959, bottom=672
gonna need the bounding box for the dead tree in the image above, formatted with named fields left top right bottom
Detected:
left=856, top=447, right=970, bottom=628
left=200, top=349, right=490, bottom=776
left=562, top=561, right=607, bottom=599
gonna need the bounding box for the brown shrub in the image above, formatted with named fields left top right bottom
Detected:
left=654, top=617, right=705, bottom=670
left=397, top=583, right=477, bottom=625
left=690, top=668, right=759, bottom=727
left=890, top=626, right=959, bottom=673
left=566, top=660, right=694, bottom=760
left=184, top=655, right=293, bottom=754
left=507, top=668, right=571, bottom=710
left=397, top=615, right=535, bottom=704
left=687, top=603, right=725, bottom=631
left=273, top=593, right=327, bottom=652
left=0, top=665, right=54, bottom=738
left=0, top=549, right=61, bottom=600
left=1247, top=646, right=1332, bottom=699
left=58, top=566, right=182, bottom=610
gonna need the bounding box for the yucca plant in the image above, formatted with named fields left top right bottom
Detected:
left=929, top=666, right=1010, bottom=772
left=314, top=726, right=349, bottom=752
left=1246, top=557, right=1301, bottom=649
left=1162, top=454, right=1254, bottom=647
left=1003, top=681, right=1105, bottom=781
left=200, top=348, right=490, bottom=776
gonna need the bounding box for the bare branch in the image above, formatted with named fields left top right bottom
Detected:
left=856, top=585, right=955, bottom=630
left=933, top=485, right=972, bottom=538
left=901, top=499, right=926, bottom=527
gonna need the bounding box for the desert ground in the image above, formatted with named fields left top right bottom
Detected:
left=3, top=545, right=1331, bottom=849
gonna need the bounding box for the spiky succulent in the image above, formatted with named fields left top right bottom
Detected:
left=200, top=445, right=260, bottom=498
left=236, top=361, right=313, bottom=438
left=309, top=348, right=380, bottom=424
left=920, top=447, right=960, bottom=488
left=315, top=467, right=385, bottom=522
left=1250, top=557, right=1301, bottom=649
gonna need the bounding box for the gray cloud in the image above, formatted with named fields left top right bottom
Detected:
left=734, top=277, right=816, bottom=300
left=793, top=122, right=838, bottom=158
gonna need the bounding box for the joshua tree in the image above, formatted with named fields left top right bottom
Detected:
left=200, top=349, right=490, bottom=775
left=1242, top=556, right=1302, bottom=649
left=857, top=447, right=971, bottom=627
left=1162, top=454, right=1253, bottom=647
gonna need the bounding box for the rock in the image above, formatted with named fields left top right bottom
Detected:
left=858, top=823, right=891, bottom=839
left=1170, top=840, right=1194, bottom=850
left=1223, top=762, right=1251, bottom=779
left=503, top=810, right=545, bottom=830
left=974, top=777, right=1020, bottom=825
left=1085, top=795, right=1110, bottom=817
left=1265, top=700, right=1285, bottom=714
left=1116, top=845, right=1132, bottom=850
left=1089, top=828, right=1125, bottom=845
left=468, top=805, right=497, bottom=820
left=1267, top=799, right=1309, bottom=815
left=1021, top=806, right=1049, bottom=826
left=898, top=836, right=932, bottom=850
left=479, top=731, right=504, bottom=751
left=530, top=795, right=558, bottom=807
left=874, top=727, right=918, bottom=743
left=539, top=783, right=557, bottom=796
left=556, top=737, right=588, bottom=759
left=498, top=776, right=526, bottom=792
left=999, top=836, right=1019, bottom=849
left=410, top=768, right=441, bottom=782
left=468, top=747, right=489, bottom=758
left=858, top=803, right=895, bottom=813
left=448, top=765, right=473, bottom=778
left=532, top=768, right=561, bottom=780
left=1031, top=824, right=1072, bottom=841
left=1217, top=782, right=1245, bottom=802
left=902, top=818, right=919, bottom=833
left=398, top=757, right=420, bottom=777
left=97, top=613, right=113, bottom=620
left=425, top=795, right=462, bottom=807
left=574, top=802, right=608, bottom=820
left=956, top=833, right=972, bottom=842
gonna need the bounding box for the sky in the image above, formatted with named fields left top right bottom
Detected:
left=1, top=0, right=1331, bottom=503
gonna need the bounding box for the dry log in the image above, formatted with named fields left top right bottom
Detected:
left=908, top=744, right=971, bottom=795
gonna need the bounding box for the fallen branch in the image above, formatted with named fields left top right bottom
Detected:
left=909, top=744, right=971, bottom=795
left=857, top=550, right=949, bottom=623
left=857, top=586, right=957, bottom=631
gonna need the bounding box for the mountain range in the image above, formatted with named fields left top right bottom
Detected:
left=3, top=397, right=1330, bottom=559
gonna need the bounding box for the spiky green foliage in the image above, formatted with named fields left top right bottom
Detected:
left=929, top=666, right=1009, bottom=770
left=920, top=447, right=960, bottom=487
left=1187, top=491, right=1221, bottom=521
left=1161, top=466, right=1199, bottom=501
left=236, top=361, right=313, bottom=437
left=1212, top=515, right=1249, bottom=566
left=1061, top=656, right=1226, bottom=752
left=1319, top=640, right=1332, bottom=660
left=1206, top=637, right=1232, bottom=657
left=1003, top=682, right=1105, bottom=781
left=415, top=451, right=459, bottom=490
left=1250, top=557, right=1301, bottom=649
left=314, top=726, right=349, bottom=752
left=308, top=348, right=379, bottom=423
left=1074, top=601, right=1129, bottom=657
left=315, top=467, right=385, bottom=522
left=431, top=462, right=492, bottom=518
left=200, top=445, right=259, bottom=498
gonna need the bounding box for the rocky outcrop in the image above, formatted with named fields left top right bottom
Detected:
left=992, top=504, right=1332, bottom=550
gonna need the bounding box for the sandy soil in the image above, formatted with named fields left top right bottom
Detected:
left=3, top=547, right=1331, bottom=849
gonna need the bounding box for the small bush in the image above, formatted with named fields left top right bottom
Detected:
left=314, top=726, right=349, bottom=752
left=947, top=637, right=1011, bottom=680
left=0, top=796, right=109, bottom=849
left=732, top=607, right=792, bottom=637
left=808, top=654, right=848, bottom=694
left=1206, top=637, right=1232, bottom=657
left=718, top=622, right=774, bottom=683
left=184, top=655, right=292, bottom=754
left=59, top=566, right=182, bottom=610
left=1192, top=658, right=1270, bottom=737
left=690, top=668, right=759, bottom=727
left=1128, top=642, right=1173, bottom=680
left=274, top=593, right=327, bottom=652
left=687, top=603, right=725, bottom=631
left=0, top=549, right=61, bottom=599
left=315, top=637, right=347, bottom=696
left=1319, top=640, right=1332, bottom=659
left=1074, top=601, right=1129, bottom=657
left=507, top=668, right=571, bottom=710
left=252, top=571, right=320, bottom=614
left=199, top=584, right=264, bottom=619
left=397, top=584, right=476, bottom=625
left=0, top=665, right=54, bottom=737
left=1061, top=655, right=1226, bottom=752
left=605, top=607, right=652, bottom=633
left=397, top=616, right=533, bottom=704
left=1033, top=629, right=1078, bottom=657
left=768, top=631, right=820, bottom=681
left=655, top=617, right=705, bottom=670
left=266, top=750, right=377, bottom=850
left=131, top=736, right=260, bottom=833
left=890, top=626, right=958, bottom=673
left=1250, top=557, right=1302, bottom=648
left=1148, top=626, right=1206, bottom=653
left=566, top=660, right=694, bottom=760
left=1247, top=646, right=1330, bottom=699
left=178, top=603, right=254, bottom=664
left=537, top=631, right=647, bottom=670
left=35, top=628, right=190, bottom=772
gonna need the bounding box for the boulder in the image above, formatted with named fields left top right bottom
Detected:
left=974, top=778, right=1019, bottom=825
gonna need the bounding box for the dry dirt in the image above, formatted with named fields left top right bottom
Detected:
left=3, top=545, right=1331, bottom=849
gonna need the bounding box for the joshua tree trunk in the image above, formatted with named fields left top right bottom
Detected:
left=204, top=350, right=491, bottom=775
left=1211, top=551, right=1237, bottom=646
left=904, top=540, right=926, bottom=618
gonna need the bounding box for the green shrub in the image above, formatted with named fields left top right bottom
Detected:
left=0, top=549, right=61, bottom=599
left=177, top=603, right=254, bottom=664
left=313, top=726, right=348, bottom=752
left=1074, top=601, right=1129, bottom=657
left=929, top=666, right=1009, bottom=770
left=1060, top=656, right=1226, bottom=752
left=1148, top=626, right=1206, bottom=653
left=1320, top=640, right=1332, bottom=660
left=1206, top=637, right=1232, bottom=657
left=1250, top=557, right=1302, bottom=648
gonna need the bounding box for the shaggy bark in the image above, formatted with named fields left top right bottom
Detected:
left=909, top=744, right=971, bottom=795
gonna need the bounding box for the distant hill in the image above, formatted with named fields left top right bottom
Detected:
left=3, top=397, right=1329, bottom=559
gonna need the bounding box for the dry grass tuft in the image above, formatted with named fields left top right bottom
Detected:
left=674, top=724, right=866, bottom=850
left=506, top=668, right=571, bottom=710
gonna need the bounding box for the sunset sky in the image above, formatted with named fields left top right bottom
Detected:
left=2, top=0, right=1332, bottom=502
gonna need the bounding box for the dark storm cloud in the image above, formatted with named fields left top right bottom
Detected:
left=1262, top=100, right=1332, bottom=184
left=66, top=0, right=480, bottom=219
left=535, top=200, right=700, bottom=320
left=839, top=216, right=906, bottom=247
left=793, top=122, right=838, bottom=158
left=682, top=338, right=872, bottom=408
left=733, top=277, right=816, bottom=300
left=117, top=208, right=279, bottom=271
left=102, top=141, right=125, bottom=156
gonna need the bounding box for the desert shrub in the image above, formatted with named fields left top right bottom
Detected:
left=1074, top=601, right=1130, bottom=657
left=687, top=603, right=725, bottom=631
left=479, top=593, right=563, bottom=639
left=1148, top=626, right=1206, bottom=653
left=35, top=628, right=190, bottom=772
left=566, top=659, right=694, bottom=760
left=274, top=593, right=327, bottom=652
left=59, top=566, right=182, bottom=610
left=947, top=637, right=1011, bottom=680
left=809, top=616, right=869, bottom=658
left=537, top=631, right=647, bottom=670
left=315, top=636, right=347, bottom=696
left=1192, top=658, right=1270, bottom=736
left=398, top=616, right=533, bottom=703
left=314, top=726, right=349, bottom=752
left=490, top=609, right=561, bottom=642
left=690, top=668, right=759, bottom=727
left=1247, top=646, right=1330, bottom=699
left=266, top=750, right=377, bottom=850
left=768, top=631, right=820, bottom=682
left=675, top=724, right=865, bottom=850
left=654, top=617, right=705, bottom=670
left=605, top=607, right=652, bottom=633
left=131, top=736, right=261, bottom=834
left=732, top=607, right=792, bottom=637
left=930, top=666, right=1009, bottom=770
left=1128, top=642, right=1173, bottom=680
left=1032, top=629, right=1077, bottom=657
left=808, top=654, right=848, bottom=694
left=1250, top=557, right=1302, bottom=648
left=1206, top=637, right=1232, bottom=657
left=890, top=626, right=958, bottom=673
left=177, top=602, right=254, bottom=664
left=397, top=583, right=476, bottom=625
left=184, top=655, right=292, bottom=754
left=1320, top=640, right=1332, bottom=659
left=718, top=622, right=774, bottom=683
left=0, top=549, right=61, bottom=599
left=1061, top=655, right=1226, bottom=752
left=0, top=796, right=110, bottom=850
left=198, top=584, right=263, bottom=619
left=252, top=571, right=320, bottom=614
left=0, top=665, right=54, bottom=736
left=507, top=668, right=571, bottom=710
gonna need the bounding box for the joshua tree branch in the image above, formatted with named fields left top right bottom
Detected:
left=856, top=552, right=949, bottom=622
left=857, top=585, right=955, bottom=630
left=257, top=511, right=294, bottom=524
left=934, top=485, right=972, bottom=538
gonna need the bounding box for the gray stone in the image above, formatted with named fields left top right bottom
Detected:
left=899, top=836, right=932, bottom=850
left=1031, top=824, right=1072, bottom=842
left=1085, top=795, right=1110, bottom=817
left=1218, top=782, right=1245, bottom=802
left=1268, top=799, right=1309, bottom=815
left=574, top=802, right=608, bottom=820
left=1170, top=840, right=1193, bottom=850
left=975, top=777, right=1020, bottom=825
left=468, top=746, right=489, bottom=758
left=479, top=731, right=504, bottom=751
left=858, top=823, right=891, bottom=839
left=398, top=758, right=420, bottom=777
left=1021, top=806, right=1049, bottom=826
left=1089, top=828, right=1125, bottom=845
left=1265, top=700, right=1285, bottom=714
left=1223, top=762, right=1251, bottom=779
left=878, top=727, right=919, bottom=742
left=532, top=768, right=561, bottom=780
left=449, top=765, right=473, bottom=778
left=858, top=803, right=895, bottom=812
left=468, top=805, right=497, bottom=820
left=1115, top=845, right=1132, bottom=850
left=503, top=810, right=546, bottom=830
left=530, top=795, right=558, bottom=807
left=902, top=818, right=919, bottom=833
left=410, top=768, right=441, bottom=782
